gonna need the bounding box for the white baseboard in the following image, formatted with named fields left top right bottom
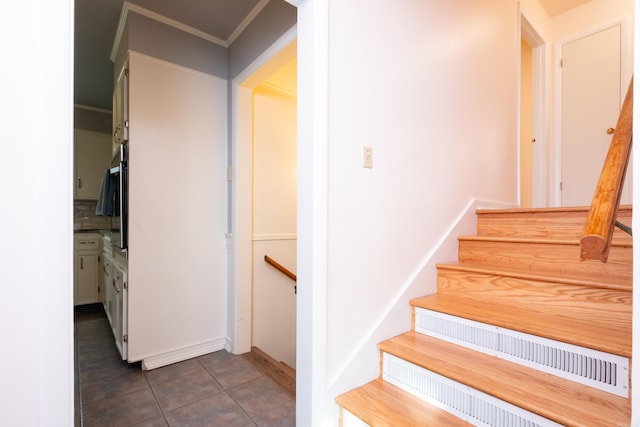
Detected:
left=141, top=338, right=227, bottom=370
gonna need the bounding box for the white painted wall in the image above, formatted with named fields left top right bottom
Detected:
left=326, top=0, right=519, bottom=388
left=298, top=0, right=522, bottom=424
left=251, top=86, right=297, bottom=367
left=0, top=0, right=74, bottom=425
left=127, top=52, right=228, bottom=365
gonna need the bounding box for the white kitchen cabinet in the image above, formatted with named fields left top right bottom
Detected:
left=102, top=249, right=114, bottom=325
left=74, top=234, right=102, bottom=305
left=112, top=67, right=128, bottom=156
left=112, top=264, right=128, bottom=360
left=74, top=129, right=112, bottom=200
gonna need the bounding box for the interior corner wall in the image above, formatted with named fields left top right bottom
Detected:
left=324, top=0, right=520, bottom=411
left=228, top=0, right=297, bottom=81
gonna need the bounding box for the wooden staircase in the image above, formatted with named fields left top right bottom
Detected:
left=336, top=206, right=632, bottom=426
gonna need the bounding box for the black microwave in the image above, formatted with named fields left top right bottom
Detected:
left=109, top=144, right=128, bottom=252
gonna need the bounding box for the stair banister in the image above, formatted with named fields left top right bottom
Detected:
left=580, top=77, right=633, bottom=262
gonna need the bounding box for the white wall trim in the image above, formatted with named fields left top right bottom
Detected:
left=253, top=233, right=297, bottom=241
left=297, top=0, right=330, bottom=423
left=520, top=9, right=548, bottom=208
left=141, top=338, right=226, bottom=370
left=229, top=25, right=298, bottom=358
left=226, top=0, right=270, bottom=46
left=110, top=0, right=273, bottom=60
left=258, top=82, right=298, bottom=98
left=326, top=198, right=517, bottom=392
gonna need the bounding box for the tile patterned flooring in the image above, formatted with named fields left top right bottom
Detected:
left=74, top=304, right=296, bottom=426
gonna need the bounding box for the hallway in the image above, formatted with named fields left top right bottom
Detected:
left=74, top=304, right=295, bottom=426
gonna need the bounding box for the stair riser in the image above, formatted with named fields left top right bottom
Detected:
left=383, top=353, right=564, bottom=427
left=411, top=308, right=630, bottom=398
left=458, top=240, right=632, bottom=283
left=437, top=269, right=632, bottom=321
left=476, top=208, right=632, bottom=241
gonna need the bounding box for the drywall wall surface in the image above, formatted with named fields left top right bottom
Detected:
left=324, top=0, right=520, bottom=409
left=127, top=52, right=228, bottom=363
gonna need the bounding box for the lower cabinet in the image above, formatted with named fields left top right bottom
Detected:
left=102, top=234, right=128, bottom=360
left=102, top=251, right=114, bottom=325
left=74, top=234, right=102, bottom=305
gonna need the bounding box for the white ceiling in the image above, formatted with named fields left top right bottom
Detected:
left=538, top=0, right=592, bottom=17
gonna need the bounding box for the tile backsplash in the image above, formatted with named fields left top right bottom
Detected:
left=74, top=200, right=111, bottom=230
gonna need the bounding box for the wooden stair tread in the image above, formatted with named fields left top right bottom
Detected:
left=436, top=261, right=632, bottom=291
left=336, top=378, right=473, bottom=426
left=411, top=293, right=631, bottom=357
left=379, top=331, right=630, bottom=427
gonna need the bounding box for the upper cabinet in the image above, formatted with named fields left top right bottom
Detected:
left=112, top=66, right=129, bottom=156
left=74, top=129, right=112, bottom=200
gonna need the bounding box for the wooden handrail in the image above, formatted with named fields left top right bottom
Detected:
left=264, top=255, right=297, bottom=282
left=580, top=77, right=633, bottom=262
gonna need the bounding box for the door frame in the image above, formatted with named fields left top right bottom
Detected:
left=229, top=26, right=297, bottom=355
left=520, top=12, right=547, bottom=207
left=552, top=17, right=633, bottom=206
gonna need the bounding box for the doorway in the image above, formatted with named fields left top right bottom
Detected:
left=559, top=24, right=629, bottom=206
left=520, top=15, right=546, bottom=208
left=231, top=32, right=298, bottom=369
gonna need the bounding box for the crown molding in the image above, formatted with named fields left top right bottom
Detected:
left=110, top=0, right=273, bottom=61
left=284, top=0, right=303, bottom=6
left=259, top=82, right=297, bottom=98
left=74, top=104, right=113, bottom=114
left=227, top=0, right=270, bottom=46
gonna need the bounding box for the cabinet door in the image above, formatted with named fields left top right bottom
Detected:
left=75, top=253, right=100, bottom=305
left=103, top=256, right=114, bottom=325
left=113, top=267, right=128, bottom=360
left=112, top=65, right=129, bottom=156
left=74, top=129, right=112, bottom=200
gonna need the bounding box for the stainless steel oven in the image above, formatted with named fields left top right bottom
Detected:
left=110, top=144, right=128, bottom=252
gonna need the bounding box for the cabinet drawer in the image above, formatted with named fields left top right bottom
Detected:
left=75, top=236, right=100, bottom=250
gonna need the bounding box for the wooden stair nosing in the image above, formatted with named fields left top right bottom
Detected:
left=410, top=293, right=631, bottom=358
left=378, top=331, right=630, bottom=427
left=436, top=261, right=632, bottom=291
left=475, top=205, right=632, bottom=216
left=336, top=378, right=474, bottom=427
left=458, top=234, right=633, bottom=248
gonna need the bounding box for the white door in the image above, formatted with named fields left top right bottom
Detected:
left=560, top=25, right=621, bottom=206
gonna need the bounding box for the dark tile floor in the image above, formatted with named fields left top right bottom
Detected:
left=74, top=304, right=295, bottom=426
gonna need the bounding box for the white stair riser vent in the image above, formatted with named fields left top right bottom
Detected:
left=414, top=308, right=629, bottom=398
left=383, top=353, right=562, bottom=427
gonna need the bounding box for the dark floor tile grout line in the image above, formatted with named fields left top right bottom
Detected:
left=141, top=364, right=170, bottom=426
